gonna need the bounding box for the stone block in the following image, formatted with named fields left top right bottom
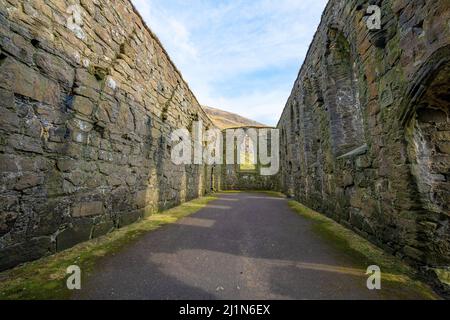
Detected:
left=56, top=219, right=93, bottom=251
left=64, top=170, right=86, bottom=187
left=71, top=95, right=94, bottom=116
left=118, top=210, right=142, bottom=228
left=0, top=32, right=35, bottom=65
left=0, top=88, right=14, bottom=109
left=14, top=173, right=44, bottom=190
left=92, top=220, right=115, bottom=238
left=75, top=68, right=100, bottom=91
left=0, top=237, right=54, bottom=271
left=33, top=102, right=69, bottom=125
left=74, top=85, right=100, bottom=101
left=355, top=156, right=372, bottom=169
left=0, top=154, right=19, bottom=172
left=134, top=190, right=149, bottom=209
left=28, top=197, right=71, bottom=236
left=0, top=58, right=60, bottom=106
left=8, top=134, right=43, bottom=154
left=0, top=107, right=20, bottom=132
left=72, top=201, right=104, bottom=217
left=80, top=0, right=96, bottom=15
left=57, top=159, right=78, bottom=172
left=437, top=142, right=450, bottom=155
left=34, top=51, right=75, bottom=87
left=107, top=175, right=122, bottom=187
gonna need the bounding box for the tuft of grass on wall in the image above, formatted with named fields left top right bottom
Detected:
left=0, top=195, right=217, bottom=300
left=288, top=200, right=440, bottom=300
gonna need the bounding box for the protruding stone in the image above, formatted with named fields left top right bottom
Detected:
left=14, top=173, right=44, bottom=190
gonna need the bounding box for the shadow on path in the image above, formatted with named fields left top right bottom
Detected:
left=73, top=192, right=425, bottom=300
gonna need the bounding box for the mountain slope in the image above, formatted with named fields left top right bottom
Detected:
left=202, top=106, right=268, bottom=130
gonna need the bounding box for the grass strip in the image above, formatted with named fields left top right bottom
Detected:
left=288, top=200, right=439, bottom=300
left=0, top=195, right=217, bottom=300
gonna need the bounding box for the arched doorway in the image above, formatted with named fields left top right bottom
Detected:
left=402, top=46, right=450, bottom=265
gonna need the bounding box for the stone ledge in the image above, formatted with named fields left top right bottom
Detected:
left=336, top=144, right=368, bottom=160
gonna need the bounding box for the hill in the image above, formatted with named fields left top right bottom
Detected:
left=202, top=106, right=268, bottom=130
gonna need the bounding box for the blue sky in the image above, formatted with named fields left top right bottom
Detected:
left=132, top=0, right=328, bottom=126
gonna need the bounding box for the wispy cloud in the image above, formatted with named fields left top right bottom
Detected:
left=132, top=0, right=328, bottom=126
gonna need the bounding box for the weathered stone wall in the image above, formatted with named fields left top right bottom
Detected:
left=278, top=0, right=450, bottom=284
left=0, top=0, right=220, bottom=270
left=221, top=167, right=279, bottom=191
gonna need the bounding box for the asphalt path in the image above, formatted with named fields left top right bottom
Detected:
left=73, top=192, right=424, bottom=300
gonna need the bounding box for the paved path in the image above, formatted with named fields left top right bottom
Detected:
left=74, top=192, right=421, bottom=300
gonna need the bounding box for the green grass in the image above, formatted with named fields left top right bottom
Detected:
left=288, top=201, right=440, bottom=300
left=0, top=195, right=217, bottom=300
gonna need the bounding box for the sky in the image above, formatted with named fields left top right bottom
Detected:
left=132, top=0, right=328, bottom=126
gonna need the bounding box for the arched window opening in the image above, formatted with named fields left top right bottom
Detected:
left=325, top=28, right=365, bottom=156
left=406, top=61, right=450, bottom=216
left=239, top=132, right=257, bottom=172
left=300, top=77, right=319, bottom=169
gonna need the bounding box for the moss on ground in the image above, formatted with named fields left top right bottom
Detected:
left=288, top=201, right=440, bottom=300
left=0, top=195, right=217, bottom=300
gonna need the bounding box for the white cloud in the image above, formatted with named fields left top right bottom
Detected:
left=132, top=0, right=328, bottom=126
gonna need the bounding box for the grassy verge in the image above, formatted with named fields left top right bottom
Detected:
left=288, top=201, right=439, bottom=300
left=0, top=195, right=217, bottom=300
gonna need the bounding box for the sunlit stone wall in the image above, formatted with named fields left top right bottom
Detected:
left=0, top=0, right=220, bottom=270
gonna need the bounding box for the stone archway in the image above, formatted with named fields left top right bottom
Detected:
left=402, top=46, right=450, bottom=265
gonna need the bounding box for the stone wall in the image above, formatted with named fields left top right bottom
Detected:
left=221, top=167, right=279, bottom=191
left=0, top=0, right=220, bottom=270
left=221, top=127, right=280, bottom=191
left=278, top=0, right=450, bottom=285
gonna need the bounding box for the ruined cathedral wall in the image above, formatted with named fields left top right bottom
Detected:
left=221, top=127, right=280, bottom=191
left=221, top=166, right=279, bottom=191
left=278, top=0, right=450, bottom=272
left=0, top=0, right=220, bottom=270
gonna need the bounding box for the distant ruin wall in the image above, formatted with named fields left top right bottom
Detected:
left=0, top=0, right=220, bottom=270
left=221, top=167, right=279, bottom=191
left=221, top=127, right=280, bottom=191
left=278, top=0, right=450, bottom=282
